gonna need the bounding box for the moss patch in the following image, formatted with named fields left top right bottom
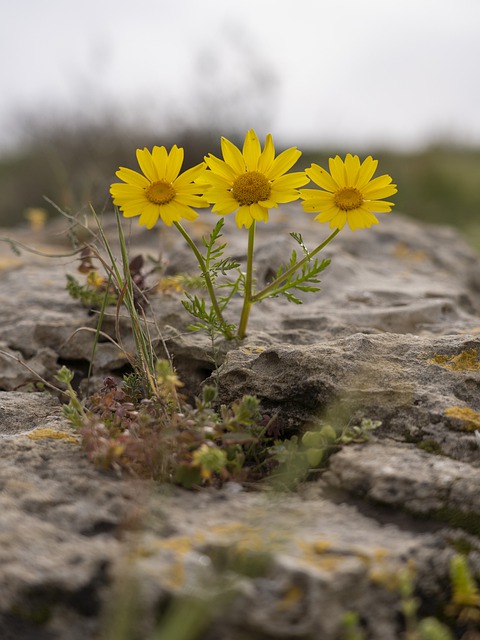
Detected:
left=431, top=508, right=480, bottom=537
left=416, top=439, right=445, bottom=455
left=446, top=536, right=477, bottom=556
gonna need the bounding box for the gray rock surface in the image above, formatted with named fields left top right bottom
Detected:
left=2, top=207, right=480, bottom=638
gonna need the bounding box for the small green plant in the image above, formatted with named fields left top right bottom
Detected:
left=446, top=553, right=480, bottom=626
left=343, top=561, right=475, bottom=640
left=66, top=272, right=118, bottom=309
left=54, top=365, right=88, bottom=428
left=395, top=554, right=480, bottom=640
left=181, top=218, right=331, bottom=340
left=58, top=362, right=274, bottom=488
left=338, top=418, right=383, bottom=444
left=55, top=357, right=358, bottom=489
left=268, top=418, right=382, bottom=488
left=397, top=567, right=454, bottom=640
left=341, top=611, right=366, bottom=640
left=89, top=207, right=162, bottom=398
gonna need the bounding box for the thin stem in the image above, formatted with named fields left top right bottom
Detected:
left=237, top=222, right=256, bottom=339
left=251, top=227, right=341, bottom=303
left=174, top=221, right=234, bottom=339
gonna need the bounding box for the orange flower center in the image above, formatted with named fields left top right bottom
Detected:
left=232, top=171, right=271, bottom=206
left=146, top=180, right=176, bottom=205
left=334, top=187, right=364, bottom=211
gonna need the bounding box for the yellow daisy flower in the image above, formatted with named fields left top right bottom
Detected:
left=199, top=129, right=309, bottom=229
left=300, top=154, right=397, bottom=231
left=110, top=145, right=209, bottom=229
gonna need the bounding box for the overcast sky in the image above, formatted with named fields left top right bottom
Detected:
left=1, top=0, right=480, bottom=151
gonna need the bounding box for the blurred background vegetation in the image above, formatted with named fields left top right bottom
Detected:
left=2, top=2, right=479, bottom=254
left=1, top=120, right=479, bottom=252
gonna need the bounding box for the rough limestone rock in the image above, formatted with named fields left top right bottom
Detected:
left=2, top=207, right=480, bottom=638
left=216, top=333, right=480, bottom=464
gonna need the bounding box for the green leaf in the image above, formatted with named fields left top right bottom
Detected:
left=55, top=366, right=75, bottom=384
left=290, top=232, right=310, bottom=257
left=305, top=448, right=326, bottom=467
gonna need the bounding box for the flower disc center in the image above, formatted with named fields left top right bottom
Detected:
left=146, top=180, right=176, bottom=205
left=334, top=187, right=364, bottom=211
left=232, top=171, right=271, bottom=206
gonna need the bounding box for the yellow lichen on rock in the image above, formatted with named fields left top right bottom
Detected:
left=276, top=585, right=304, bottom=611
left=393, top=242, right=428, bottom=262
left=428, top=349, right=480, bottom=371
left=445, top=406, right=480, bottom=431
left=26, top=428, right=79, bottom=443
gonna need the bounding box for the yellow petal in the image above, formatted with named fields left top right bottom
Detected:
left=111, top=182, right=145, bottom=194
left=259, top=199, right=278, bottom=208
left=364, top=185, right=398, bottom=200
left=178, top=206, right=199, bottom=222
left=177, top=162, right=207, bottom=186
left=305, top=164, right=338, bottom=192
left=115, top=167, right=150, bottom=188
left=205, top=154, right=237, bottom=182
left=235, top=205, right=253, bottom=228
left=356, top=156, right=378, bottom=189
left=269, top=188, right=302, bottom=204
left=199, top=173, right=231, bottom=191
left=165, top=145, right=184, bottom=182
left=204, top=187, right=233, bottom=200
left=361, top=174, right=394, bottom=195
left=175, top=194, right=209, bottom=208
left=349, top=209, right=379, bottom=230
left=122, top=208, right=143, bottom=218
left=159, top=200, right=184, bottom=225
left=302, top=199, right=336, bottom=213
left=119, top=200, right=149, bottom=213
left=363, top=200, right=394, bottom=213
left=328, top=156, right=347, bottom=187
left=209, top=191, right=238, bottom=213
left=329, top=210, right=347, bottom=229
left=359, top=208, right=382, bottom=224
left=316, top=202, right=339, bottom=214
left=257, top=134, right=275, bottom=174
left=272, top=171, right=309, bottom=191
left=313, top=210, right=336, bottom=222
left=110, top=183, right=145, bottom=198
left=212, top=203, right=238, bottom=216
left=157, top=209, right=175, bottom=227
left=169, top=200, right=199, bottom=222
left=344, top=154, right=361, bottom=186
left=176, top=183, right=208, bottom=195
left=115, top=201, right=149, bottom=214
left=151, top=146, right=168, bottom=179
left=138, top=203, right=160, bottom=228
left=242, top=129, right=262, bottom=171
left=299, top=189, right=334, bottom=204
left=360, top=208, right=380, bottom=225
left=136, top=148, right=158, bottom=182
left=267, top=147, right=301, bottom=180
left=221, top=137, right=246, bottom=174
left=249, top=203, right=268, bottom=222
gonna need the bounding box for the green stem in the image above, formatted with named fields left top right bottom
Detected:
left=237, top=222, right=256, bottom=339
left=251, top=227, right=341, bottom=303
left=174, top=221, right=234, bottom=339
